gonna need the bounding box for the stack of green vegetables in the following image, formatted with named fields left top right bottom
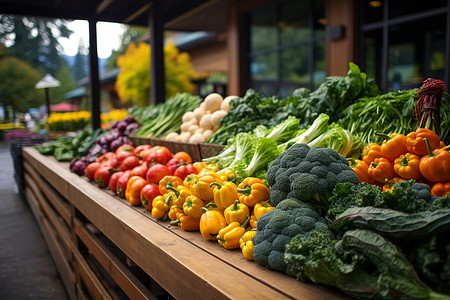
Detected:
left=203, top=113, right=364, bottom=184
left=35, top=128, right=103, bottom=162
left=132, top=93, right=201, bottom=138
left=251, top=141, right=450, bottom=299
left=208, top=63, right=379, bottom=145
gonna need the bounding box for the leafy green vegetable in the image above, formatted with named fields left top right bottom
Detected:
left=134, top=93, right=201, bottom=138
left=331, top=207, right=450, bottom=240
left=232, top=136, right=279, bottom=183
left=326, top=180, right=433, bottom=222
left=339, top=88, right=419, bottom=145
left=285, top=228, right=450, bottom=300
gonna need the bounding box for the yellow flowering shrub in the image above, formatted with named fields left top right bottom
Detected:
left=101, top=109, right=128, bottom=129
left=47, top=111, right=91, bottom=131
left=115, top=41, right=197, bottom=106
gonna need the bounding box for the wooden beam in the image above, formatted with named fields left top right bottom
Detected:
left=149, top=0, right=165, bottom=105
left=88, top=18, right=101, bottom=130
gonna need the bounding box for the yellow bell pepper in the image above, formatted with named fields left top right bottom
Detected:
left=237, top=177, right=270, bottom=207
left=254, top=201, right=275, bottom=219
left=249, top=211, right=257, bottom=228
left=183, top=174, right=197, bottom=188
left=151, top=194, right=173, bottom=220
left=199, top=203, right=227, bottom=241
left=240, top=230, right=257, bottom=260
left=217, top=168, right=236, bottom=183
left=166, top=185, right=192, bottom=207
left=183, top=195, right=206, bottom=219
left=168, top=205, right=183, bottom=222
left=204, top=163, right=220, bottom=172
left=210, top=181, right=239, bottom=210
left=224, top=200, right=250, bottom=225
left=191, top=169, right=222, bottom=201
left=217, top=216, right=250, bottom=249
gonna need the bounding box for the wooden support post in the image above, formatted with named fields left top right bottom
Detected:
left=88, top=18, right=101, bottom=130
left=149, top=0, right=165, bottom=105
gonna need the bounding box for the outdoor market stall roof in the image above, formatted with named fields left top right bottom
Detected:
left=0, top=0, right=229, bottom=32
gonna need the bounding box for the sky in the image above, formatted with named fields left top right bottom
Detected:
left=58, top=20, right=127, bottom=59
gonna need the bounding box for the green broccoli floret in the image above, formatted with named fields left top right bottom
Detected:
left=429, top=195, right=450, bottom=211
left=382, top=180, right=431, bottom=213
left=285, top=228, right=338, bottom=284
left=327, top=182, right=383, bottom=222
left=267, top=143, right=359, bottom=212
left=252, top=198, right=328, bottom=275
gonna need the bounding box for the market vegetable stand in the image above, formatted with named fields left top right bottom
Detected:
left=22, top=147, right=347, bottom=300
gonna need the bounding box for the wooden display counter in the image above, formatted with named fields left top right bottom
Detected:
left=22, top=147, right=347, bottom=300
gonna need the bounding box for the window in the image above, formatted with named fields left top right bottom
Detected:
left=359, top=0, right=449, bottom=92
left=246, top=0, right=325, bottom=98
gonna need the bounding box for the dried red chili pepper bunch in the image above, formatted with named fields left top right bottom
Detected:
left=414, top=78, right=445, bottom=135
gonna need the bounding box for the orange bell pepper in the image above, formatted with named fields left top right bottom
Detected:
left=376, top=132, right=408, bottom=161
left=431, top=182, right=450, bottom=197
left=419, top=138, right=450, bottom=182
left=125, top=176, right=148, bottom=206
left=224, top=200, right=250, bottom=225
left=406, top=128, right=441, bottom=156
left=158, top=175, right=183, bottom=195
left=361, top=143, right=384, bottom=165
left=237, top=177, right=270, bottom=207
left=249, top=212, right=257, bottom=228
left=192, top=161, right=207, bottom=173
left=393, top=153, right=422, bottom=180
left=199, top=203, right=227, bottom=241
left=348, top=158, right=374, bottom=184
left=368, top=157, right=396, bottom=184
left=169, top=213, right=200, bottom=231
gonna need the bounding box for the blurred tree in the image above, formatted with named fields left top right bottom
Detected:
left=0, top=15, right=72, bottom=75
left=53, top=64, right=77, bottom=104
left=0, top=56, right=44, bottom=114
left=115, top=41, right=197, bottom=106
left=73, top=38, right=88, bottom=81
left=106, top=25, right=148, bottom=71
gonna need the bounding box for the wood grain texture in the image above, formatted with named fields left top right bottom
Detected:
left=23, top=147, right=348, bottom=300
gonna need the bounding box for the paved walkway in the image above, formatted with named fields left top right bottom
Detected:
left=0, top=142, right=68, bottom=300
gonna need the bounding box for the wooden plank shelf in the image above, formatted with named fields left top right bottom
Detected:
left=22, top=147, right=348, bottom=300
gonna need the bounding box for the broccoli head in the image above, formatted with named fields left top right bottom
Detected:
left=252, top=198, right=328, bottom=275
left=267, top=143, right=359, bottom=211
left=429, top=195, right=450, bottom=211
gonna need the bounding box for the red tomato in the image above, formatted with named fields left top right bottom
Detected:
left=97, top=152, right=115, bottom=164
left=145, top=146, right=173, bottom=165
left=146, top=163, right=171, bottom=184
left=120, top=155, right=141, bottom=171
left=115, top=144, right=135, bottom=161
left=140, top=183, right=161, bottom=211
left=166, top=158, right=186, bottom=174
left=130, top=164, right=149, bottom=179
left=94, top=165, right=114, bottom=188
left=134, top=144, right=152, bottom=154
left=108, top=171, right=124, bottom=194
left=173, top=163, right=198, bottom=181
left=116, top=170, right=131, bottom=198
left=173, top=151, right=192, bottom=164
left=85, top=162, right=101, bottom=181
